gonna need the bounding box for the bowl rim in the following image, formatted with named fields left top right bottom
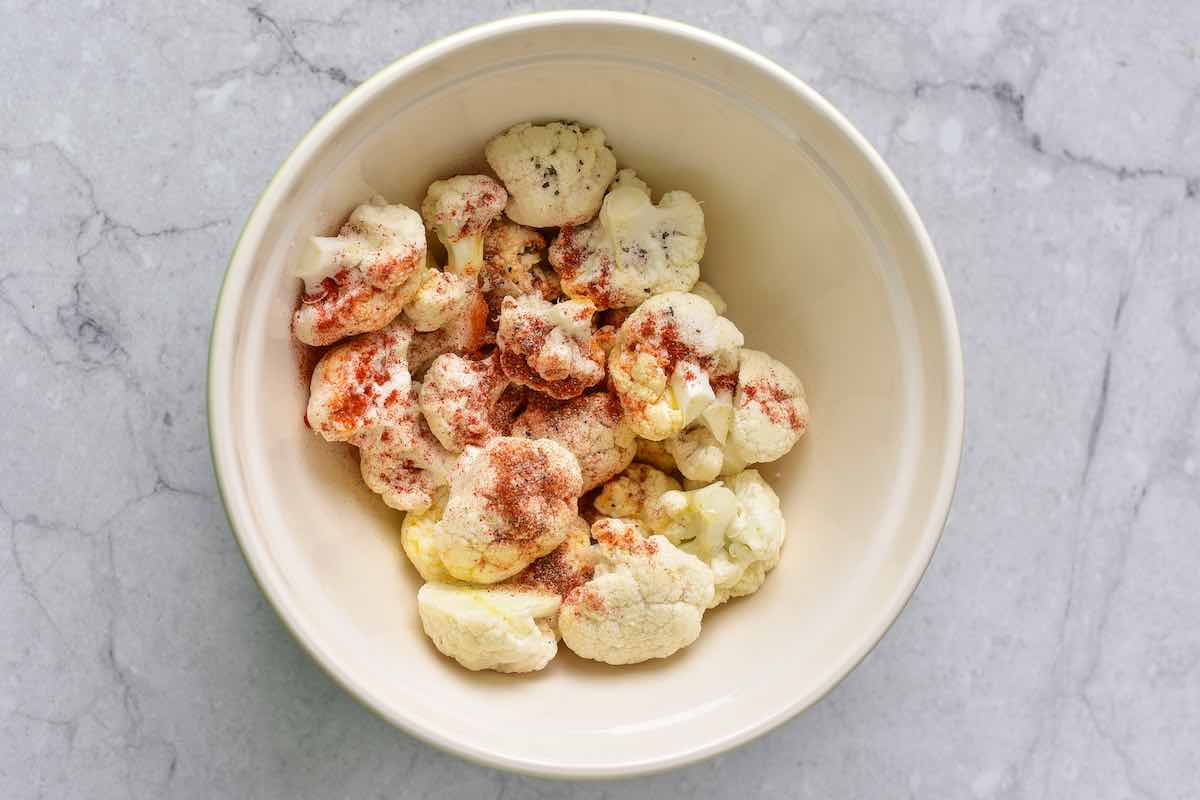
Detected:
left=208, top=9, right=965, bottom=779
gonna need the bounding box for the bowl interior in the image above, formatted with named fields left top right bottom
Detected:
left=212, top=14, right=961, bottom=776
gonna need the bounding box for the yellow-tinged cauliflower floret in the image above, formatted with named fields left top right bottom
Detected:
left=484, top=122, right=617, bottom=227
left=496, top=295, right=613, bottom=399
left=558, top=518, right=715, bottom=665
left=593, top=463, right=681, bottom=525
left=400, top=489, right=454, bottom=582
left=666, top=348, right=810, bottom=480
left=293, top=196, right=427, bottom=346
left=512, top=392, right=635, bottom=491
left=548, top=170, right=706, bottom=309
left=403, top=266, right=476, bottom=332
left=435, top=437, right=583, bottom=583
left=418, top=582, right=561, bottom=673
left=420, top=175, right=507, bottom=278
left=418, top=351, right=517, bottom=453
left=646, top=469, right=785, bottom=607
left=608, top=292, right=743, bottom=441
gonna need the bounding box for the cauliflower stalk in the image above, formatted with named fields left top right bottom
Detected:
left=647, top=470, right=786, bottom=607
left=418, top=582, right=561, bottom=673
left=548, top=170, right=706, bottom=309
left=484, top=122, right=618, bottom=227
left=420, top=174, right=506, bottom=278
left=559, top=518, right=715, bottom=665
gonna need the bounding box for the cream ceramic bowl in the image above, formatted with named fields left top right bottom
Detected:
left=208, top=11, right=963, bottom=778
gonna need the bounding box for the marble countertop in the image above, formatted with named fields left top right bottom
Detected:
left=3, top=1, right=1198, bottom=797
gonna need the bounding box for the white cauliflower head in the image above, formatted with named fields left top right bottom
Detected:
left=420, top=175, right=506, bottom=278
left=647, top=470, right=786, bottom=607
left=558, top=518, right=714, bottom=665
left=436, top=437, right=583, bottom=583
left=512, top=392, right=635, bottom=491
left=293, top=197, right=427, bottom=346
left=496, top=295, right=612, bottom=399
left=593, top=463, right=681, bottom=525
left=726, top=348, right=810, bottom=469
left=548, top=170, right=706, bottom=309
left=419, top=351, right=518, bottom=453
left=305, top=318, right=417, bottom=445
left=417, top=582, right=561, bottom=673
left=357, top=414, right=456, bottom=513
left=403, top=266, right=475, bottom=332
left=608, top=292, right=743, bottom=441
left=484, top=121, right=617, bottom=227
left=406, top=290, right=492, bottom=375
left=480, top=220, right=560, bottom=309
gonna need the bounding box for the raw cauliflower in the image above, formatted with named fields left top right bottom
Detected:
left=306, top=318, right=417, bottom=445
left=496, top=295, right=612, bottom=399
left=484, top=121, right=617, bottom=227
left=420, top=175, right=507, bottom=278
left=419, top=352, right=515, bottom=452
left=667, top=348, right=810, bottom=479
left=608, top=292, right=743, bottom=441
left=512, top=392, right=635, bottom=491
left=357, top=414, right=456, bottom=513
left=480, top=220, right=560, bottom=309
left=593, top=463, right=681, bottom=525
left=690, top=280, right=727, bottom=315
left=403, top=266, right=476, bottom=332
left=417, top=582, right=561, bottom=673
left=558, top=518, right=714, bottom=665
left=293, top=197, right=427, bottom=346
left=400, top=489, right=453, bottom=582
left=548, top=170, right=706, bottom=309
left=435, top=437, right=583, bottom=583
left=647, top=470, right=786, bottom=607
left=406, top=291, right=492, bottom=374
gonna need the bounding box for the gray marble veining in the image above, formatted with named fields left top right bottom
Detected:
left=2, top=1, right=1198, bottom=797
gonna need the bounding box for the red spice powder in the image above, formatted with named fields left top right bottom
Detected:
left=741, top=378, right=807, bottom=433
left=480, top=440, right=574, bottom=543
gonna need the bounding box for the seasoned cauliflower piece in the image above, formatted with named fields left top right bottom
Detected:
left=648, top=470, right=786, bottom=607
left=403, top=266, right=475, bottom=332
left=512, top=392, right=635, bottom=491
left=593, top=463, right=681, bottom=525
left=419, top=352, right=516, bottom=453
left=306, top=318, right=417, bottom=445
left=511, top=515, right=594, bottom=598
left=690, top=280, right=727, bottom=315
left=633, top=437, right=677, bottom=472
left=357, top=415, right=456, bottom=513
left=436, top=437, right=583, bottom=583
left=496, top=295, right=612, bottom=399
left=481, top=220, right=560, bottom=307
left=484, top=121, right=617, bottom=227
left=407, top=290, right=492, bottom=374
left=548, top=170, right=706, bottom=309
left=400, top=490, right=453, bottom=582
left=559, top=518, right=714, bottom=665
left=420, top=175, right=507, bottom=278
left=293, top=197, right=427, bottom=345
left=418, top=582, right=561, bottom=673
left=608, top=292, right=743, bottom=441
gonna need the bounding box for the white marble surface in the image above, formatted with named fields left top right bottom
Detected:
left=2, top=0, right=1198, bottom=796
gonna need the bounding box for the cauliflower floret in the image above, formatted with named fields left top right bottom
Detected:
left=357, top=414, right=455, bottom=513
left=496, top=295, right=613, bottom=399
left=512, top=392, right=635, bottom=491
left=420, top=175, right=507, bottom=279
left=436, top=437, right=583, bottom=583
left=647, top=470, right=786, bottom=607
left=608, top=292, right=743, bottom=441
left=484, top=121, right=617, bottom=227
left=481, top=220, right=560, bottom=307
left=593, top=463, right=681, bottom=525
left=633, top=437, right=677, bottom=472
left=548, top=170, right=706, bottom=309
left=417, top=582, right=561, bottom=673
left=690, top=280, right=727, bottom=315
left=419, top=351, right=517, bottom=452
left=403, top=266, right=475, bottom=332
left=665, top=348, right=810, bottom=479
left=305, top=318, right=417, bottom=444
left=407, top=290, right=492, bottom=374
left=558, top=518, right=714, bottom=665
left=400, top=489, right=454, bottom=582
left=293, top=197, right=427, bottom=346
